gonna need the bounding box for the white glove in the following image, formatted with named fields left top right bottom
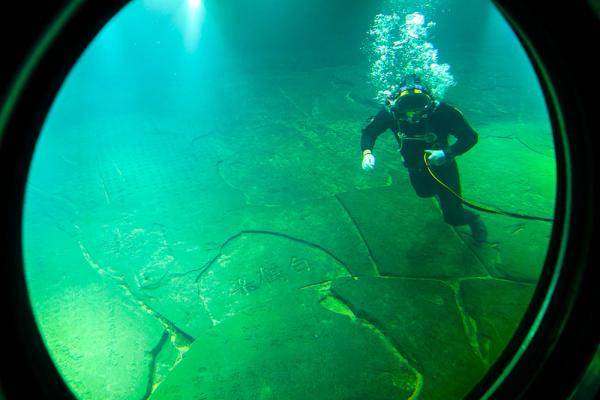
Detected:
left=362, top=153, right=375, bottom=171
left=425, top=149, right=447, bottom=166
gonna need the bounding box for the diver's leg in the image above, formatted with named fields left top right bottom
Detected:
left=435, top=163, right=470, bottom=225
left=435, top=161, right=487, bottom=242
left=408, top=167, right=436, bottom=198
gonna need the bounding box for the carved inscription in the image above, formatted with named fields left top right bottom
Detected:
left=229, top=257, right=311, bottom=296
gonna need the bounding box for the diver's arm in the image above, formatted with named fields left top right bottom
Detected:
left=361, top=108, right=394, bottom=152
left=443, top=106, right=478, bottom=158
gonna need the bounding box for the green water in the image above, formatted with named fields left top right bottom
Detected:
left=22, top=0, right=555, bottom=399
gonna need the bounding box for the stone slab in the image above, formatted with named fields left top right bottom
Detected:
left=337, top=185, right=488, bottom=278
left=196, top=232, right=351, bottom=326
left=458, top=278, right=536, bottom=364
left=455, top=120, right=555, bottom=282
left=33, top=281, right=165, bottom=400
left=150, top=291, right=419, bottom=400
left=332, top=276, right=488, bottom=400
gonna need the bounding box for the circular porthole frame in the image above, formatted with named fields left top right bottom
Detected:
left=0, top=1, right=597, bottom=399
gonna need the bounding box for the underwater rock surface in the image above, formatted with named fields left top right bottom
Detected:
left=331, top=276, right=488, bottom=400
left=149, top=291, right=419, bottom=400
left=25, top=63, right=552, bottom=399
left=458, top=278, right=535, bottom=364
left=337, top=185, right=488, bottom=278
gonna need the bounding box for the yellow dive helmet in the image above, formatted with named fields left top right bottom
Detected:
left=387, top=75, right=436, bottom=122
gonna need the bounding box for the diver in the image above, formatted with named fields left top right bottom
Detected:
left=360, top=74, right=487, bottom=243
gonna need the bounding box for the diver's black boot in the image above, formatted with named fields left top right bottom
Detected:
left=468, top=214, right=487, bottom=243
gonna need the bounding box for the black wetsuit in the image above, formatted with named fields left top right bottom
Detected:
left=361, top=102, right=479, bottom=226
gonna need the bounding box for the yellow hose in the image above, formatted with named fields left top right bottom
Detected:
left=423, top=153, right=553, bottom=222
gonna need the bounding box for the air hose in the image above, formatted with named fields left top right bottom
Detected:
left=423, top=153, right=554, bottom=222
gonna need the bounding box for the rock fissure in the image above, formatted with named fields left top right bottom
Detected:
left=480, top=134, right=552, bottom=158
left=377, top=274, right=463, bottom=285
left=445, top=280, right=487, bottom=364
left=299, top=280, right=334, bottom=291
left=214, top=159, right=251, bottom=204
left=450, top=226, right=497, bottom=277
left=194, top=229, right=354, bottom=282
left=141, top=331, right=169, bottom=400
left=322, top=291, right=424, bottom=400
left=335, top=194, right=381, bottom=276
left=137, top=266, right=205, bottom=291
left=78, top=241, right=195, bottom=388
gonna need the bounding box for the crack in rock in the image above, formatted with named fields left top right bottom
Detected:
left=78, top=241, right=195, bottom=395
left=362, top=274, right=534, bottom=367
left=448, top=275, right=535, bottom=365
left=334, top=194, right=381, bottom=276
left=142, top=331, right=169, bottom=400
left=215, top=159, right=251, bottom=205
left=360, top=274, right=496, bottom=366
left=444, top=280, right=488, bottom=365
left=377, top=273, right=472, bottom=283
left=79, top=241, right=194, bottom=339
left=453, top=229, right=542, bottom=285
left=480, top=134, right=553, bottom=158
left=194, top=229, right=355, bottom=283
left=458, top=275, right=537, bottom=286
left=278, top=86, right=310, bottom=117
left=320, top=291, right=424, bottom=399
left=450, top=225, right=499, bottom=277
left=136, top=266, right=205, bottom=291
left=363, top=274, right=489, bottom=366
left=197, top=281, right=220, bottom=327
left=454, top=277, right=537, bottom=368
left=299, top=279, right=334, bottom=291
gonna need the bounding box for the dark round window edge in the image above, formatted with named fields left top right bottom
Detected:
left=465, top=1, right=599, bottom=399
left=0, top=1, right=598, bottom=399
left=0, top=1, right=129, bottom=399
